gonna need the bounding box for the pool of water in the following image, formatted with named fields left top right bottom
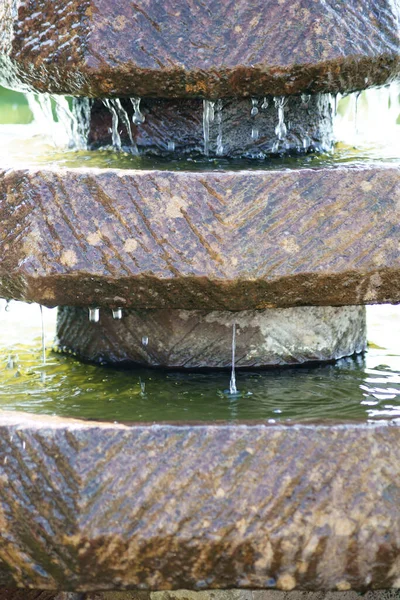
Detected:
left=0, top=301, right=399, bottom=424
left=1, top=125, right=399, bottom=171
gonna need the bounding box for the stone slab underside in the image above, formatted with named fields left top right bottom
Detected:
left=0, top=165, right=399, bottom=310
left=1, top=412, right=400, bottom=591
left=0, top=0, right=399, bottom=97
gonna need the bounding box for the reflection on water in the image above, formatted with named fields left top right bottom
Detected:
left=0, top=300, right=399, bottom=424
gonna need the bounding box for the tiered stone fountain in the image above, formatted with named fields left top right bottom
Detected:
left=0, top=0, right=399, bottom=596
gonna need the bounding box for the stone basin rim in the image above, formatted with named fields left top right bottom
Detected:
left=0, top=410, right=399, bottom=431
left=3, top=162, right=399, bottom=177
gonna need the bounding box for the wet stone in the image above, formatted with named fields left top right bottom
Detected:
left=56, top=306, right=367, bottom=368
left=0, top=165, right=399, bottom=310
left=1, top=412, right=400, bottom=590
left=0, top=0, right=399, bottom=97
left=89, top=95, right=333, bottom=157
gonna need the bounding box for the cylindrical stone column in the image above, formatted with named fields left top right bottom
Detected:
left=56, top=306, right=366, bottom=368
left=87, top=94, right=333, bottom=157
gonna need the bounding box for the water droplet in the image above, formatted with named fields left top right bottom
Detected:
left=131, top=97, right=145, bottom=125
left=112, top=308, right=123, bottom=320
left=142, top=336, right=149, bottom=346
left=89, top=308, right=100, bottom=323
left=261, top=97, right=269, bottom=110
left=4, top=300, right=10, bottom=312
left=251, top=98, right=259, bottom=117
left=168, top=141, right=175, bottom=151
left=251, top=127, right=259, bottom=141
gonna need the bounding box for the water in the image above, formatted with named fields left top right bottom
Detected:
left=229, top=323, right=238, bottom=395
left=130, top=97, right=145, bottom=125
left=0, top=301, right=400, bottom=424
left=203, top=99, right=215, bottom=156
left=0, top=84, right=399, bottom=167
left=89, top=307, right=100, bottom=323
left=215, top=99, right=224, bottom=156
left=102, top=99, right=122, bottom=151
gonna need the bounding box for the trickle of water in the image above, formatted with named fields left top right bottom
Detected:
left=203, top=100, right=215, bottom=156
left=71, top=97, right=92, bottom=149
left=112, top=308, right=123, bottom=320
left=112, top=99, right=136, bottom=147
left=303, top=135, right=311, bottom=150
left=168, top=141, right=176, bottom=151
left=39, top=305, right=46, bottom=366
left=103, top=99, right=122, bottom=151
left=139, top=377, right=146, bottom=395
left=261, top=97, right=269, bottom=110
left=355, top=90, right=362, bottom=136
left=89, top=308, right=100, bottom=323
left=26, top=92, right=91, bottom=150
left=229, top=322, right=238, bottom=395
left=301, top=93, right=311, bottom=107
left=131, top=97, right=145, bottom=125
left=251, top=98, right=259, bottom=117
left=4, top=301, right=10, bottom=312
left=215, top=99, right=224, bottom=156
left=274, top=96, right=288, bottom=141
left=251, top=127, right=259, bottom=141
left=6, top=355, right=14, bottom=369
left=142, top=336, right=149, bottom=346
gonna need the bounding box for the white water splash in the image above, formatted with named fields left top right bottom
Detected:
left=26, top=92, right=91, bottom=149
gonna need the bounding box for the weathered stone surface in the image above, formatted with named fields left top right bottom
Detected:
left=56, top=306, right=366, bottom=368
left=1, top=412, right=400, bottom=590
left=0, top=0, right=399, bottom=97
left=89, top=95, right=333, bottom=157
left=0, top=165, right=399, bottom=309
left=0, top=592, right=399, bottom=600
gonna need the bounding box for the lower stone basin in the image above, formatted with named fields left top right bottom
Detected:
left=1, top=411, right=400, bottom=592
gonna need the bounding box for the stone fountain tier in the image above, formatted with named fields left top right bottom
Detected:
left=1, top=411, right=400, bottom=591
left=0, top=0, right=399, bottom=97
left=56, top=306, right=366, bottom=368
left=0, top=165, right=399, bottom=310
left=89, top=95, right=333, bottom=157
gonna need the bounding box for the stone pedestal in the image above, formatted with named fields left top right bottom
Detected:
left=56, top=305, right=366, bottom=368
left=88, top=94, right=333, bottom=156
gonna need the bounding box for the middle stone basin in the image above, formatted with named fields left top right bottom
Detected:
left=0, top=163, right=399, bottom=310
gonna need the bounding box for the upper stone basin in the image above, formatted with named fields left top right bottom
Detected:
left=0, top=0, right=399, bottom=98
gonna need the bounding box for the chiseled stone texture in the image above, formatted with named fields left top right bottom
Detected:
left=0, top=165, right=399, bottom=310
left=0, top=0, right=399, bottom=97
left=1, top=413, right=400, bottom=590
left=88, top=95, right=333, bottom=157
left=56, top=306, right=366, bottom=368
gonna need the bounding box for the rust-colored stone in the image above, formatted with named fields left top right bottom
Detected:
left=1, top=411, right=400, bottom=590
left=0, top=0, right=399, bottom=97
left=0, top=165, right=399, bottom=310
